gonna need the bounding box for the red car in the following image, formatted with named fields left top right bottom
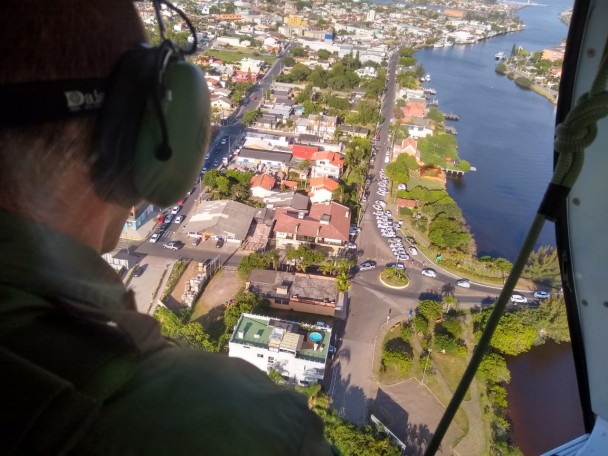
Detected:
left=157, top=214, right=165, bottom=224
left=178, top=197, right=186, bottom=205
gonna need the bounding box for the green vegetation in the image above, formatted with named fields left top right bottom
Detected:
left=285, top=245, right=326, bottom=271
left=515, top=76, right=532, bottom=89
left=162, top=260, right=191, bottom=299
left=380, top=267, right=410, bottom=287
left=231, top=81, right=254, bottom=104
left=237, top=250, right=280, bottom=278
left=202, top=169, right=255, bottom=203
left=242, top=108, right=261, bottom=126
left=523, top=245, right=561, bottom=287
left=417, top=133, right=458, bottom=167
left=154, top=306, right=217, bottom=351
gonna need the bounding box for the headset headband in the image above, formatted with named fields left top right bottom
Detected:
left=0, top=79, right=107, bottom=126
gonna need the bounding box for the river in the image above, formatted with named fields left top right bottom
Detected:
left=413, top=1, right=586, bottom=454
left=415, top=1, right=572, bottom=261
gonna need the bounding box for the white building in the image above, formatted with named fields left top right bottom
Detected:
left=366, top=9, right=376, bottom=22
left=240, top=58, right=265, bottom=73
left=229, top=314, right=331, bottom=385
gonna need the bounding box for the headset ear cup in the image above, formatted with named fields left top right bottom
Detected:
left=133, top=61, right=210, bottom=207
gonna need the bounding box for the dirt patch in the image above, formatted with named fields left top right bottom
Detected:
left=190, top=269, right=244, bottom=322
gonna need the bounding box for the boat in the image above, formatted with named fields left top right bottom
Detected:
left=444, top=40, right=453, bottom=47
left=420, top=73, right=431, bottom=82
left=495, top=51, right=505, bottom=60
left=423, top=88, right=436, bottom=95
left=433, top=42, right=443, bottom=48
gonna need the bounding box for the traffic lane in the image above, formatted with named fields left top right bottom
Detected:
left=135, top=240, right=243, bottom=266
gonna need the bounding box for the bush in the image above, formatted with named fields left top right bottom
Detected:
left=434, top=334, right=467, bottom=356
left=382, top=349, right=412, bottom=376
left=413, top=315, right=429, bottom=334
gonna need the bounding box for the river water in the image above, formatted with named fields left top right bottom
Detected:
left=415, top=1, right=572, bottom=260
left=413, top=1, right=586, bottom=454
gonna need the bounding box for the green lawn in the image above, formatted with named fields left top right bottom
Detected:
left=203, top=48, right=276, bottom=65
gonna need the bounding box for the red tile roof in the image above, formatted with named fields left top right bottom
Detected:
left=396, top=198, right=417, bottom=209
left=282, top=180, right=299, bottom=189
left=309, top=177, right=339, bottom=192
left=273, top=202, right=350, bottom=242
left=292, top=144, right=319, bottom=160
left=250, top=174, right=276, bottom=191
left=311, top=151, right=344, bottom=168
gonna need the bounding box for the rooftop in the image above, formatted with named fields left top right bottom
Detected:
left=231, top=313, right=331, bottom=362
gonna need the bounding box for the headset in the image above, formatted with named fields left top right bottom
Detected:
left=0, top=0, right=210, bottom=208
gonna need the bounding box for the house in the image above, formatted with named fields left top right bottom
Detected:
left=263, top=191, right=309, bottom=210
left=240, top=58, right=265, bottom=73
left=308, top=177, right=339, bottom=203
left=401, top=102, right=426, bottom=123
left=187, top=200, right=258, bottom=244
left=255, top=114, right=280, bottom=130
left=273, top=201, right=351, bottom=250
left=210, top=96, right=233, bottom=111
left=308, top=114, right=337, bottom=140
left=393, top=137, right=420, bottom=161
left=355, top=66, right=378, bottom=78
left=247, top=270, right=340, bottom=316
left=250, top=174, right=277, bottom=198
left=298, top=133, right=321, bottom=144
left=404, top=118, right=433, bottom=139
left=233, top=70, right=260, bottom=83
left=229, top=313, right=330, bottom=385
left=295, top=118, right=312, bottom=135
left=236, top=148, right=292, bottom=171
left=267, top=104, right=293, bottom=121
left=311, top=151, right=344, bottom=179
left=396, top=198, right=417, bottom=210
left=339, top=125, right=370, bottom=138
left=291, top=143, right=319, bottom=160
left=124, top=202, right=155, bottom=231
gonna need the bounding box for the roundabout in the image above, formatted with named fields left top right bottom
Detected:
left=379, top=267, right=410, bottom=289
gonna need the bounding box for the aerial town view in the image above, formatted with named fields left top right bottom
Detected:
left=101, top=0, right=578, bottom=454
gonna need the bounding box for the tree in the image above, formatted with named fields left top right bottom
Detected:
left=426, top=108, right=445, bottom=124
left=291, top=47, right=307, bottom=57
left=297, top=159, right=311, bottom=171
left=238, top=251, right=271, bottom=278
left=524, top=246, right=561, bottom=286
left=316, top=49, right=331, bottom=61
left=202, top=169, right=220, bottom=187
left=386, top=152, right=418, bottom=184
left=474, top=309, right=536, bottom=356
left=283, top=56, right=296, bottom=67
left=418, top=300, right=443, bottom=322
left=478, top=352, right=511, bottom=384
left=242, top=108, right=261, bottom=126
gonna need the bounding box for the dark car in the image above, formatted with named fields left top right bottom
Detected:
left=216, top=238, right=225, bottom=248
left=133, top=265, right=146, bottom=277
left=192, top=237, right=201, bottom=246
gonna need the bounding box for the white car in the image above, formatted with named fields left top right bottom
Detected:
left=408, top=247, right=418, bottom=256
left=171, top=205, right=181, bottom=215
left=421, top=268, right=437, bottom=278
left=315, top=321, right=331, bottom=330
left=174, top=215, right=185, bottom=224
left=533, top=290, right=551, bottom=299
left=375, top=201, right=387, bottom=208
left=511, top=294, right=528, bottom=304
left=149, top=232, right=161, bottom=243
left=345, top=242, right=357, bottom=250
left=456, top=279, right=471, bottom=288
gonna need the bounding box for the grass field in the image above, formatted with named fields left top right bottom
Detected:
left=203, top=48, right=276, bottom=65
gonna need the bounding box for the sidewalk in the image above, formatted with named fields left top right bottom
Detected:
left=120, top=213, right=159, bottom=242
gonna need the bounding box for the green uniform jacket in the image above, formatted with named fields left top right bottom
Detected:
left=0, top=211, right=336, bottom=455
